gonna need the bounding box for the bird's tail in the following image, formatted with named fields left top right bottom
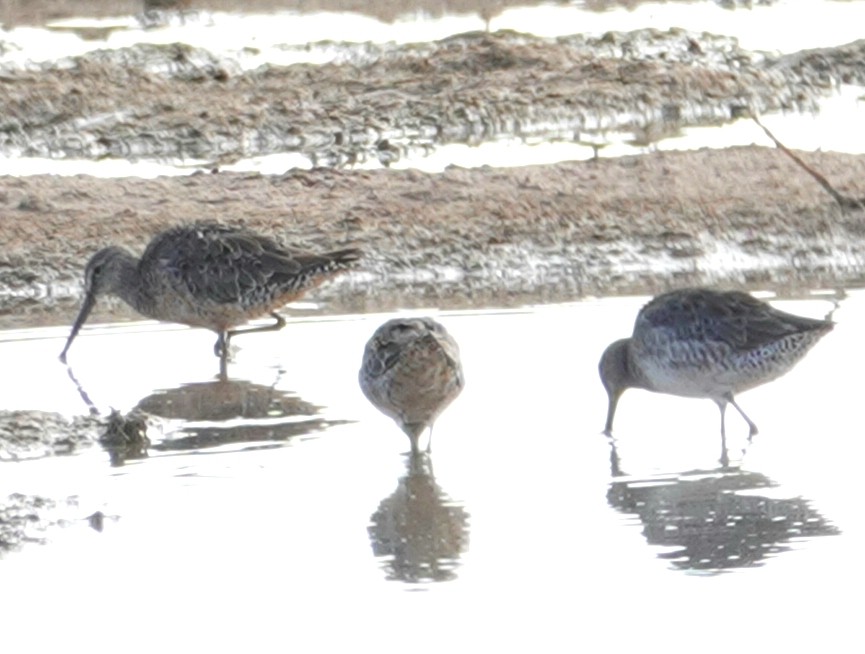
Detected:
left=286, top=247, right=362, bottom=292
left=323, top=248, right=363, bottom=269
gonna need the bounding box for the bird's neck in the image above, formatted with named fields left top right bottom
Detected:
left=625, top=346, right=653, bottom=392
left=110, top=253, right=151, bottom=315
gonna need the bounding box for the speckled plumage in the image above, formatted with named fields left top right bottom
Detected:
left=359, top=317, right=464, bottom=453
left=599, top=288, right=833, bottom=441
left=60, top=223, right=361, bottom=364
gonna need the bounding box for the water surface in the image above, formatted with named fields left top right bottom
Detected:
left=0, top=293, right=860, bottom=651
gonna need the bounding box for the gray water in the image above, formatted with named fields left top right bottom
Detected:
left=0, top=293, right=860, bottom=652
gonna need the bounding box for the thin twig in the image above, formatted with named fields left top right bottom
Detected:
left=751, top=112, right=864, bottom=211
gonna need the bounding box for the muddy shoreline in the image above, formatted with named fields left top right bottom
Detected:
left=2, top=146, right=865, bottom=331
left=4, top=29, right=865, bottom=167
left=1, top=25, right=864, bottom=331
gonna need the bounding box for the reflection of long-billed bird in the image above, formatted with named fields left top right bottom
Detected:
left=59, top=223, right=361, bottom=368
left=599, top=289, right=832, bottom=444
left=133, top=379, right=342, bottom=453
left=359, top=317, right=464, bottom=454
left=135, top=379, right=319, bottom=422
left=368, top=453, right=469, bottom=583
left=605, top=442, right=839, bottom=571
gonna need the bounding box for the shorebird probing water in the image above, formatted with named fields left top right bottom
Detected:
left=359, top=317, right=464, bottom=454
left=60, top=223, right=361, bottom=366
left=599, top=288, right=833, bottom=449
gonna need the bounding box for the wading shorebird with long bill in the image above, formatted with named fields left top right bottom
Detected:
left=598, top=288, right=833, bottom=460
left=60, top=223, right=361, bottom=369
left=359, top=317, right=464, bottom=454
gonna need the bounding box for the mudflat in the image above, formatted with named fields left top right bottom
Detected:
left=2, top=146, right=864, bottom=330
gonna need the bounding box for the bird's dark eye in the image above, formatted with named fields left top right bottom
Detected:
left=88, top=264, right=104, bottom=284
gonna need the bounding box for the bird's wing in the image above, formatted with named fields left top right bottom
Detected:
left=638, top=289, right=830, bottom=352
left=141, top=224, right=313, bottom=304
left=362, top=337, right=404, bottom=378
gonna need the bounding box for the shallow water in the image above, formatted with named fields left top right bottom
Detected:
left=0, top=291, right=861, bottom=651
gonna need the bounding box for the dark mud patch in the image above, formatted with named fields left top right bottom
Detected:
left=100, top=409, right=151, bottom=466
left=0, top=410, right=103, bottom=460
left=0, top=411, right=101, bottom=556
left=0, top=494, right=59, bottom=554
left=0, top=493, right=105, bottom=557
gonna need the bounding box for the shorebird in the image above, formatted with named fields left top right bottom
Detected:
left=599, top=288, right=833, bottom=446
left=359, top=317, right=464, bottom=454
left=60, top=223, right=361, bottom=366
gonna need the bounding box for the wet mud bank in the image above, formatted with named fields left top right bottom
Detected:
left=2, top=29, right=865, bottom=166
left=2, top=145, right=865, bottom=330
left=0, top=410, right=102, bottom=460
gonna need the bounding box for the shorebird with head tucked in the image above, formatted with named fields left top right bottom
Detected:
left=599, top=288, right=833, bottom=451
left=359, top=317, right=464, bottom=454
left=60, top=223, right=361, bottom=368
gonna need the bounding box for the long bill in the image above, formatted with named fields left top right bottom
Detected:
left=59, top=291, right=96, bottom=363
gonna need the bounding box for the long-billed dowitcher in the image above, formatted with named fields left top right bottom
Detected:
left=359, top=317, right=464, bottom=454
left=60, top=223, right=361, bottom=364
left=599, top=288, right=833, bottom=445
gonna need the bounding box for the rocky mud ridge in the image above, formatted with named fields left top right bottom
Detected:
left=2, top=29, right=865, bottom=166
left=1, top=145, right=865, bottom=331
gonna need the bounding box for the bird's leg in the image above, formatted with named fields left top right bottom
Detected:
left=214, top=330, right=228, bottom=358
left=728, top=395, right=759, bottom=440
left=426, top=425, right=434, bottom=453
left=402, top=422, right=426, bottom=456
left=212, top=330, right=231, bottom=377
left=214, top=313, right=286, bottom=359
left=218, top=352, right=228, bottom=380
left=603, top=391, right=621, bottom=436
left=607, top=437, right=624, bottom=477
left=226, top=312, right=287, bottom=341
left=715, top=399, right=730, bottom=467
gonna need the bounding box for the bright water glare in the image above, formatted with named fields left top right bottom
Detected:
left=0, top=293, right=862, bottom=652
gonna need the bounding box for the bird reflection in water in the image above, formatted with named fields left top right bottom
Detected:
left=606, top=441, right=839, bottom=571
left=64, top=365, right=153, bottom=466
left=368, top=453, right=470, bottom=584
left=134, top=378, right=347, bottom=454
left=69, top=368, right=346, bottom=464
